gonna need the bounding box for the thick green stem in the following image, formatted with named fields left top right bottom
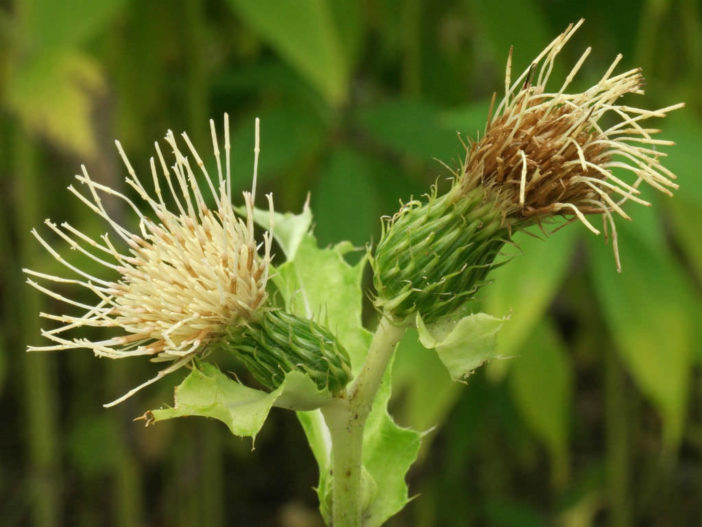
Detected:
left=322, top=316, right=406, bottom=527
left=322, top=398, right=364, bottom=527
left=348, top=317, right=406, bottom=418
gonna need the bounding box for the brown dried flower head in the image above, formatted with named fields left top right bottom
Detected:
left=459, top=19, right=682, bottom=268
left=25, top=116, right=273, bottom=406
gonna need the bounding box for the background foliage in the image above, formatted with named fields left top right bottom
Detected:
left=1, top=0, right=701, bottom=525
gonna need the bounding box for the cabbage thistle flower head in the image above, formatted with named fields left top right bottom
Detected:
left=373, top=20, right=682, bottom=323
left=457, top=19, right=682, bottom=268
left=26, top=116, right=274, bottom=406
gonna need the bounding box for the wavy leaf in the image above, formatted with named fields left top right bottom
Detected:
left=417, top=311, right=507, bottom=382
left=144, top=363, right=331, bottom=439
left=362, top=359, right=422, bottom=526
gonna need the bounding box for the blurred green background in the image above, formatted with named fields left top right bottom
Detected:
left=1, top=0, right=701, bottom=525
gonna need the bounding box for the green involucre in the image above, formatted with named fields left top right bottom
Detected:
left=223, top=310, right=352, bottom=394
left=372, top=186, right=509, bottom=323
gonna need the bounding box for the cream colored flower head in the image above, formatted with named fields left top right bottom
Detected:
left=25, top=115, right=273, bottom=406
left=459, top=19, right=682, bottom=269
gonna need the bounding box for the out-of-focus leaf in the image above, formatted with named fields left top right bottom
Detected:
left=6, top=0, right=123, bottom=155
left=231, top=106, right=326, bottom=189
left=657, top=105, right=702, bottom=202
left=621, top=184, right=667, bottom=250
left=439, top=101, right=491, bottom=139
left=12, top=56, right=100, bottom=151
left=314, top=147, right=378, bottom=247
left=509, top=320, right=572, bottom=485
left=216, top=62, right=324, bottom=109
left=145, top=363, right=331, bottom=438
left=0, top=335, right=6, bottom=396
left=68, top=415, right=119, bottom=476
left=357, top=99, right=462, bottom=162
left=225, top=0, right=350, bottom=105
left=588, top=222, right=695, bottom=446
left=485, top=497, right=550, bottom=527
left=668, top=198, right=702, bottom=281
left=484, top=226, right=577, bottom=378
left=468, top=0, right=550, bottom=74
left=327, top=0, right=364, bottom=73
left=659, top=113, right=701, bottom=200
left=417, top=311, right=506, bottom=382
left=392, top=328, right=460, bottom=434
left=661, top=113, right=702, bottom=280
left=22, top=0, right=126, bottom=53
left=6, top=52, right=103, bottom=157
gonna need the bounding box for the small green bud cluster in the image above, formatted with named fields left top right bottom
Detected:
left=372, top=185, right=508, bottom=324
left=225, top=310, right=353, bottom=394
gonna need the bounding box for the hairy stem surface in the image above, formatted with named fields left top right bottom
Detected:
left=323, top=316, right=406, bottom=527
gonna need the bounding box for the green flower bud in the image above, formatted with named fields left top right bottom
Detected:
left=224, top=310, right=352, bottom=394
left=372, top=185, right=509, bottom=324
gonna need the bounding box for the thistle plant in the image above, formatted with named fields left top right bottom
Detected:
left=374, top=20, right=681, bottom=324
left=26, top=117, right=351, bottom=407
left=26, top=21, right=681, bottom=527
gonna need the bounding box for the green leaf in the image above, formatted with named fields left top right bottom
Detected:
left=468, top=0, right=550, bottom=75
left=265, top=210, right=420, bottom=524
left=356, top=99, right=463, bottom=162
left=484, top=226, right=577, bottom=378
left=0, top=333, right=5, bottom=395
left=662, top=113, right=702, bottom=206
left=439, top=101, right=492, bottom=138
left=230, top=106, right=326, bottom=188
left=485, top=497, right=551, bottom=527
left=588, top=223, right=695, bottom=446
left=248, top=200, right=313, bottom=261
left=275, top=235, right=371, bottom=372
left=6, top=0, right=123, bottom=156
left=417, top=311, right=507, bottom=382
left=509, top=320, right=572, bottom=485
left=68, top=415, right=120, bottom=476
left=21, top=0, right=126, bottom=53
left=6, top=51, right=103, bottom=157
left=662, top=113, right=702, bottom=280
left=296, top=409, right=333, bottom=517
left=362, top=358, right=422, bottom=526
left=226, top=0, right=350, bottom=105
left=314, top=147, right=379, bottom=247
left=668, top=198, right=702, bottom=282
left=392, top=328, right=460, bottom=435
left=327, top=0, right=364, bottom=73
left=145, top=363, right=330, bottom=439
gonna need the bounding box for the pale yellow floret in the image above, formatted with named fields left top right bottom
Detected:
left=25, top=116, right=273, bottom=406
